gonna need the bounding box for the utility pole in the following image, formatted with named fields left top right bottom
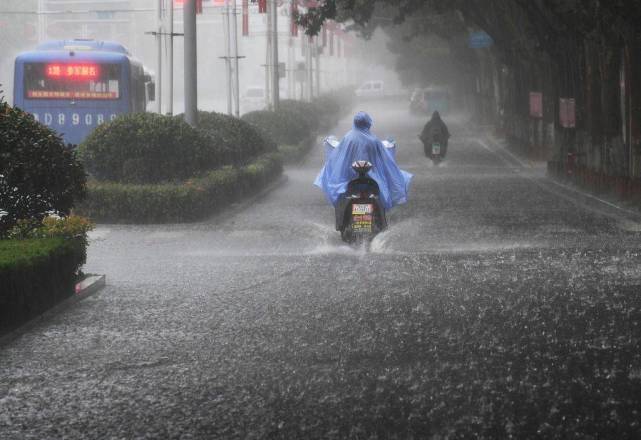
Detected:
left=265, top=1, right=272, bottom=109
left=270, top=0, right=279, bottom=110
left=223, top=1, right=232, bottom=115
left=156, top=0, right=163, bottom=113
left=184, top=0, right=198, bottom=126
left=231, top=0, right=240, bottom=117
left=306, top=36, right=313, bottom=102
left=314, top=36, right=320, bottom=98
left=167, top=0, right=174, bottom=115
left=37, top=0, right=47, bottom=43
left=288, top=38, right=295, bottom=99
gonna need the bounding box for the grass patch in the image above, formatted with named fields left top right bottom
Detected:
left=0, top=237, right=86, bottom=335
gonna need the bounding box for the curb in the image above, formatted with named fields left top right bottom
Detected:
left=0, top=274, right=106, bottom=348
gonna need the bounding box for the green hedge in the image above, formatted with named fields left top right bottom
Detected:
left=242, top=108, right=312, bottom=146
left=242, top=93, right=354, bottom=148
left=196, top=111, right=277, bottom=165
left=78, top=113, right=222, bottom=184
left=0, top=237, right=85, bottom=335
left=278, top=100, right=321, bottom=133
left=77, top=153, right=283, bottom=223
left=313, top=89, right=354, bottom=130
left=277, top=135, right=318, bottom=165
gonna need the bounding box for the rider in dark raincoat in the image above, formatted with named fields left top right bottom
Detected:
left=420, top=111, right=450, bottom=155
left=314, top=111, right=412, bottom=210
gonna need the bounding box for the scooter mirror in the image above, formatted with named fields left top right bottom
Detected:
left=324, top=136, right=340, bottom=149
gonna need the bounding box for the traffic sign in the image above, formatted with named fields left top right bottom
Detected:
left=469, top=31, right=493, bottom=49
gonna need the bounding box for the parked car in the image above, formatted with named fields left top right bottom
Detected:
left=355, top=80, right=385, bottom=98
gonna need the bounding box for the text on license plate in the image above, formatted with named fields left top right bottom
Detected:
left=352, top=204, right=373, bottom=215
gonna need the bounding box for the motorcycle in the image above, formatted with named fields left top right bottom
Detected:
left=420, top=129, right=447, bottom=165
left=324, top=136, right=392, bottom=244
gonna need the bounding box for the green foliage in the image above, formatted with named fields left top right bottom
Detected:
left=196, top=111, right=277, bottom=165
left=78, top=113, right=220, bottom=184
left=0, top=237, right=86, bottom=334
left=77, top=153, right=283, bottom=223
left=0, top=99, right=86, bottom=237
left=242, top=108, right=313, bottom=146
left=277, top=138, right=317, bottom=165
left=0, top=237, right=64, bottom=268
left=278, top=100, right=322, bottom=133
left=7, top=215, right=94, bottom=251
left=313, top=88, right=355, bottom=129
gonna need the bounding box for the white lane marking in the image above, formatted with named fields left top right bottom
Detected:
left=546, top=178, right=641, bottom=218
left=479, top=137, right=641, bottom=221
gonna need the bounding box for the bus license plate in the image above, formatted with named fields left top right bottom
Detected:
left=352, top=204, right=373, bottom=215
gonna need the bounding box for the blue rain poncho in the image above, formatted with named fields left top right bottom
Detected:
left=314, top=112, right=412, bottom=209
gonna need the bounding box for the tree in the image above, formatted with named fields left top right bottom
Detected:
left=0, top=97, right=86, bottom=236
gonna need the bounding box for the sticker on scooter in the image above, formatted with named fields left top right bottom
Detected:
left=352, top=204, right=373, bottom=215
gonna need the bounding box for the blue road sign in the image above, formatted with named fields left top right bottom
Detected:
left=469, top=31, right=493, bottom=49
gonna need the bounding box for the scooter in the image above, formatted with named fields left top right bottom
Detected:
left=324, top=137, right=392, bottom=244
left=420, top=130, right=446, bottom=165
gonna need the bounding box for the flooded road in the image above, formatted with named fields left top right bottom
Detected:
left=2, top=101, right=641, bottom=438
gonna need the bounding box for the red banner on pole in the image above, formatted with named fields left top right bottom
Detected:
left=175, top=0, right=203, bottom=14
left=559, top=98, right=576, bottom=128
left=529, top=92, right=543, bottom=118
left=290, top=1, right=298, bottom=36
left=242, top=0, right=249, bottom=35
left=258, top=0, right=267, bottom=13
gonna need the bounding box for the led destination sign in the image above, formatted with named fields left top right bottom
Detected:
left=46, top=64, right=100, bottom=79
left=24, top=62, right=121, bottom=100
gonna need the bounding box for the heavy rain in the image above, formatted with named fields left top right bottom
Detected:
left=1, top=1, right=641, bottom=439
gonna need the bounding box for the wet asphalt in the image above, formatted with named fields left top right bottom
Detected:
left=1, top=101, right=641, bottom=439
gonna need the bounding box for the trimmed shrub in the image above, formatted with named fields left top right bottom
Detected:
left=0, top=237, right=86, bottom=334
left=278, top=100, right=321, bottom=133
left=196, top=111, right=276, bottom=165
left=277, top=136, right=317, bottom=165
left=0, top=99, right=86, bottom=237
left=77, top=153, right=283, bottom=223
left=313, top=92, right=350, bottom=130
left=242, top=108, right=312, bottom=146
left=78, top=113, right=225, bottom=184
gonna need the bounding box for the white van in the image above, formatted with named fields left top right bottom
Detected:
left=355, top=80, right=385, bottom=98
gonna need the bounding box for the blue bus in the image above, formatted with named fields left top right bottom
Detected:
left=14, top=39, right=155, bottom=145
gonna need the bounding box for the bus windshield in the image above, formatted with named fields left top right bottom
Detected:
left=24, top=62, right=121, bottom=100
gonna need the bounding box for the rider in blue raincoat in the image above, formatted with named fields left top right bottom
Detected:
left=314, top=112, right=412, bottom=210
